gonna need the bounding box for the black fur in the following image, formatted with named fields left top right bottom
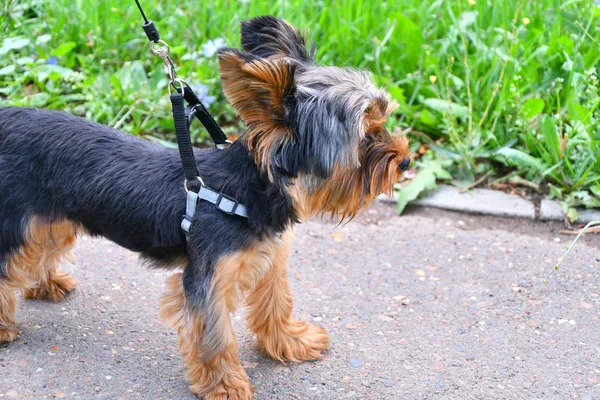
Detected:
left=0, top=16, right=408, bottom=396
left=0, top=107, right=297, bottom=307
left=241, top=15, right=314, bottom=62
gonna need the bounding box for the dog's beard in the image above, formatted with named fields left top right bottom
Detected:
left=290, top=131, right=408, bottom=221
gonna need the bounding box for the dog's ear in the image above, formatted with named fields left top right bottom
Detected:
left=240, top=16, right=313, bottom=62
left=362, top=98, right=398, bottom=135
left=218, top=48, right=296, bottom=174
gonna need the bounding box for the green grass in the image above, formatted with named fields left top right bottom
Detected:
left=1, top=0, right=599, bottom=216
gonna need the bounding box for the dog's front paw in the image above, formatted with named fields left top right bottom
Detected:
left=258, top=318, right=330, bottom=362
left=0, top=325, right=21, bottom=343
left=191, top=378, right=253, bottom=400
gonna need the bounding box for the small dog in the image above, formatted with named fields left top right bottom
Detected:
left=0, top=16, right=409, bottom=399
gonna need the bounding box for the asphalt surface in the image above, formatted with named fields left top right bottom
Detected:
left=1, top=204, right=599, bottom=400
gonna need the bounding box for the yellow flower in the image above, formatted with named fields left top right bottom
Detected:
left=429, top=75, right=437, bottom=84
left=468, top=0, right=476, bottom=5
left=522, top=17, right=530, bottom=25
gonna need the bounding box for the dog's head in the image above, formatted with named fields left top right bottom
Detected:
left=218, top=16, right=410, bottom=220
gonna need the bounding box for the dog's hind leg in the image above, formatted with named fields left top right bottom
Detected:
left=0, top=274, right=25, bottom=342
left=0, top=244, right=36, bottom=342
left=160, top=240, right=278, bottom=399
left=19, top=219, right=78, bottom=302
left=245, top=230, right=330, bottom=362
left=0, top=219, right=77, bottom=342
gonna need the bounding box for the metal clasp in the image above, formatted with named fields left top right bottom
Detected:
left=216, top=140, right=232, bottom=150
left=183, top=176, right=205, bottom=193
left=150, top=39, right=187, bottom=93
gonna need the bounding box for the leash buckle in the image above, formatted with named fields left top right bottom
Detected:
left=150, top=39, right=170, bottom=59
left=150, top=39, right=182, bottom=89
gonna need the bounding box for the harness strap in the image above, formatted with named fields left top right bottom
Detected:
left=181, top=82, right=230, bottom=147
left=182, top=186, right=248, bottom=237
left=198, top=186, right=248, bottom=217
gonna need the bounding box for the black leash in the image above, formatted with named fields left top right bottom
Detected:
left=134, top=1, right=230, bottom=193
left=132, top=1, right=247, bottom=236
left=170, top=93, right=201, bottom=188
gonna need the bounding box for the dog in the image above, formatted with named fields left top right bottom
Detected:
left=0, top=16, right=409, bottom=399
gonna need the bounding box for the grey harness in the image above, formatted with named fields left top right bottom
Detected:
left=181, top=185, right=248, bottom=237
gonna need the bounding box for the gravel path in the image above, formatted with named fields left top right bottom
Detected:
left=1, top=205, right=599, bottom=399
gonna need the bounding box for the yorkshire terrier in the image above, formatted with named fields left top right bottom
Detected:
left=0, top=16, right=409, bottom=399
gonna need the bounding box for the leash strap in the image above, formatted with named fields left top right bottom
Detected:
left=170, top=93, right=201, bottom=190
left=134, top=0, right=248, bottom=235
left=135, top=0, right=229, bottom=149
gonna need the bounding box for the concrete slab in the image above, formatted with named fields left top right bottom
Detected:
left=539, top=199, right=564, bottom=221
left=537, top=199, right=600, bottom=224
left=411, top=184, right=535, bottom=218
left=382, top=186, right=600, bottom=224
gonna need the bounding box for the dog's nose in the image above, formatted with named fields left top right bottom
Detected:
left=398, top=157, right=411, bottom=172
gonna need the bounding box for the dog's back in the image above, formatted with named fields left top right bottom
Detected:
left=0, top=107, right=189, bottom=260
left=0, top=106, right=139, bottom=153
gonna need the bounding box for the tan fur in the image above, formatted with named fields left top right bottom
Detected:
left=159, top=238, right=281, bottom=399
left=363, top=99, right=399, bottom=135
left=160, top=273, right=252, bottom=400
left=23, top=269, right=77, bottom=301
left=218, top=50, right=295, bottom=178
left=0, top=284, right=20, bottom=342
left=290, top=132, right=409, bottom=221
left=245, top=231, right=330, bottom=362
left=0, top=218, right=78, bottom=342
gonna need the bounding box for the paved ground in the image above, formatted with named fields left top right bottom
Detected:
left=1, top=204, right=599, bottom=400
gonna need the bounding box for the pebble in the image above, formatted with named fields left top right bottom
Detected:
left=6, top=390, right=18, bottom=399
left=348, top=357, right=364, bottom=368
left=437, top=380, right=445, bottom=389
